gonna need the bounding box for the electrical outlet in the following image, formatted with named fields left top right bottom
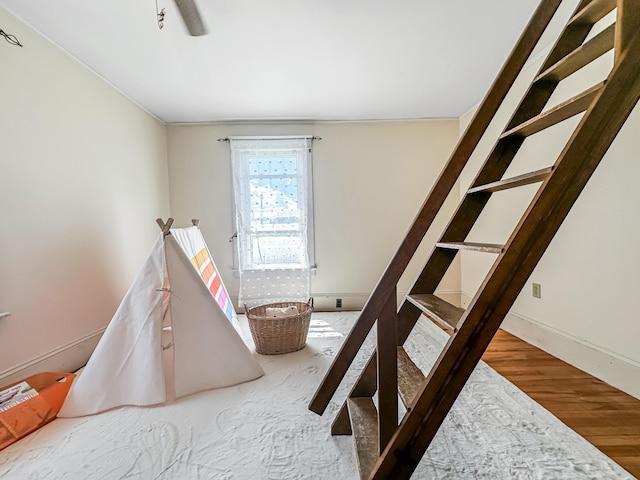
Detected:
left=532, top=283, right=541, bottom=299
left=336, top=298, right=342, bottom=308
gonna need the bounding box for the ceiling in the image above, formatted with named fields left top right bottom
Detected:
left=0, top=0, right=542, bottom=124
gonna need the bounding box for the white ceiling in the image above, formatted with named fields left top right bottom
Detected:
left=0, top=0, right=541, bottom=124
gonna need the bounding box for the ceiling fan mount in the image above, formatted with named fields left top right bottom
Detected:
left=174, top=0, right=208, bottom=36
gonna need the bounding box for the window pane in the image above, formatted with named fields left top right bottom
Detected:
left=249, top=157, right=300, bottom=225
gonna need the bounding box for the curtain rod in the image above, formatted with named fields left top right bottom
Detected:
left=217, top=135, right=322, bottom=142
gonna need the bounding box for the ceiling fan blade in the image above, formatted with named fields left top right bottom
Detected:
left=174, top=0, right=208, bottom=36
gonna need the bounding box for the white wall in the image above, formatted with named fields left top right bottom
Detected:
left=0, top=7, right=170, bottom=382
left=167, top=121, right=461, bottom=311
left=458, top=3, right=640, bottom=399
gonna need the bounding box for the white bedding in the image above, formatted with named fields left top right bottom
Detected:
left=0, top=312, right=633, bottom=479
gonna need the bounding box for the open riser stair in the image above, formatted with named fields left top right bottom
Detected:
left=309, top=0, right=640, bottom=478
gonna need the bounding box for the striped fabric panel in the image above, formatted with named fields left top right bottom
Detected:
left=170, top=227, right=236, bottom=324
left=191, top=247, right=233, bottom=323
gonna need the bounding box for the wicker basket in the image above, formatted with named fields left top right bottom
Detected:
left=245, top=299, right=313, bottom=355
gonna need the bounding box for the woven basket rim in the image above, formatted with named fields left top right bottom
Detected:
left=245, top=299, right=313, bottom=319
left=245, top=299, right=313, bottom=355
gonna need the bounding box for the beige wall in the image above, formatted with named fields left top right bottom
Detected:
left=167, top=121, right=461, bottom=311
left=0, top=7, right=170, bottom=380
left=458, top=5, right=640, bottom=398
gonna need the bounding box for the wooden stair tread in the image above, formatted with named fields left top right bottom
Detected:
left=405, top=294, right=463, bottom=333
left=467, top=167, right=553, bottom=194
left=501, top=82, right=604, bottom=139
left=397, top=347, right=426, bottom=408
left=347, top=397, right=379, bottom=480
left=535, top=24, right=614, bottom=83
left=568, top=0, right=616, bottom=26
left=436, top=241, right=504, bottom=254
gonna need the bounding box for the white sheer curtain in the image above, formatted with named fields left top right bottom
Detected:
left=230, top=137, right=313, bottom=308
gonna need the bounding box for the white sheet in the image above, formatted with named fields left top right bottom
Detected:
left=1, top=313, right=633, bottom=479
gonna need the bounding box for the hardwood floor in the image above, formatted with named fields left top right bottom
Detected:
left=482, top=329, right=640, bottom=479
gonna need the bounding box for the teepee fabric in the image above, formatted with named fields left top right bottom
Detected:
left=170, top=227, right=236, bottom=324
left=59, top=228, right=263, bottom=418
left=165, top=234, right=264, bottom=398
left=59, top=235, right=167, bottom=417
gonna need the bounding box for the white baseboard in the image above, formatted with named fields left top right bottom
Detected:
left=0, top=329, right=104, bottom=386
left=431, top=290, right=462, bottom=308
left=231, top=289, right=463, bottom=313
left=501, top=312, right=640, bottom=400
left=461, top=292, right=640, bottom=400
left=296, top=289, right=461, bottom=312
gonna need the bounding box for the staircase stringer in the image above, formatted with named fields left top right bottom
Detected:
left=371, top=28, right=640, bottom=479
left=326, top=0, right=592, bottom=433
left=308, top=0, right=564, bottom=417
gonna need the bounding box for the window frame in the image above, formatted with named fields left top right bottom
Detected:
left=228, top=136, right=316, bottom=273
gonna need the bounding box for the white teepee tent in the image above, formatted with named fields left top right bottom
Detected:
left=59, top=219, right=264, bottom=418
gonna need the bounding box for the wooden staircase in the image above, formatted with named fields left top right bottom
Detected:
left=309, top=0, right=640, bottom=478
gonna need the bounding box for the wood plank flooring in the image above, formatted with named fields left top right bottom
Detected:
left=482, top=329, right=640, bottom=479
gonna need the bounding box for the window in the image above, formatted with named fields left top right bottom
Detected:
left=229, top=136, right=315, bottom=306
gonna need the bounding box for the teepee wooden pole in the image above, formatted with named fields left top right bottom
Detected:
left=156, top=217, right=174, bottom=236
